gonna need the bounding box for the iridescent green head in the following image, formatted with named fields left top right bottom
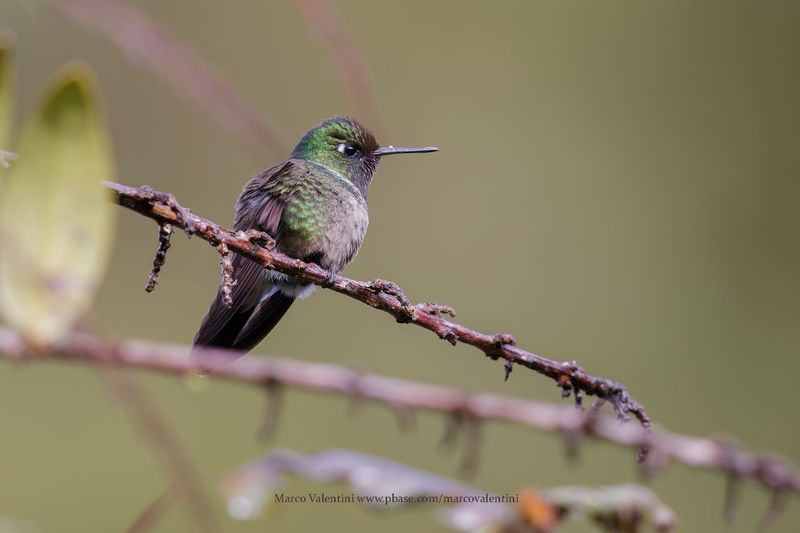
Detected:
left=290, top=116, right=437, bottom=196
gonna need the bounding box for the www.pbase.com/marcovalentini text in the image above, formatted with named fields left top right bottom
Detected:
left=274, top=492, right=520, bottom=505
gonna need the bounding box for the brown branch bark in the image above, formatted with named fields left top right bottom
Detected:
left=0, top=326, right=797, bottom=498
left=104, top=181, right=651, bottom=432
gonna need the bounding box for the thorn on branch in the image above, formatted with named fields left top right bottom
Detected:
left=217, top=243, right=235, bottom=308
left=586, top=399, right=606, bottom=421
left=437, top=327, right=458, bottom=346
left=416, top=302, right=457, bottom=317
left=145, top=223, right=173, bottom=293
left=563, top=427, right=582, bottom=462
left=637, top=425, right=653, bottom=464
left=342, top=369, right=364, bottom=415
left=438, top=411, right=464, bottom=449
left=257, top=381, right=283, bottom=440
left=493, top=333, right=516, bottom=348
left=390, top=403, right=417, bottom=432
left=718, top=440, right=744, bottom=523
left=758, top=488, right=786, bottom=531
left=489, top=333, right=516, bottom=361
left=637, top=439, right=670, bottom=482
left=612, top=397, right=630, bottom=422
left=573, top=389, right=584, bottom=412
left=438, top=409, right=483, bottom=476
left=368, top=279, right=415, bottom=321
left=458, top=415, right=482, bottom=477
left=723, top=471, right=741, bottom=525
left=503, top=360, right=513, bottom=382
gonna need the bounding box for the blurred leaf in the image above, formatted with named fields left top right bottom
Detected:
left=0, top=31, right=14, bottom=171
left=0, top=31, right=12, bottom=151
left=0, top=64, right=115, bottom=344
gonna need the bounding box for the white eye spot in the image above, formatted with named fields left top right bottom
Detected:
left=337, top=143, right=360, bottom=157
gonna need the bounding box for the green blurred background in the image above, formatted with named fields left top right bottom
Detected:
left=0, top=1, right=798, bottom=531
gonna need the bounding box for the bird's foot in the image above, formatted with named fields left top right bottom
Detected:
left=321, top=269, right=338, bottom=288
left=368, top=279, right=416, bottom=322
left=236, top=229, right=277, bottom=250
left=416, top=302, right=457, bottom=318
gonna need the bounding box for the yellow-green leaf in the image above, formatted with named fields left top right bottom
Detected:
left=0, top=31, right=14, bottom=167
left=0, top=64, right=115, bottom=344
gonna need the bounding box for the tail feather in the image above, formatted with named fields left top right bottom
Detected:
left=230, top=291, right=294, bottom=352
left=192, top=287, right=294, bottom=355
left=192, top=304, right=252, bottom=351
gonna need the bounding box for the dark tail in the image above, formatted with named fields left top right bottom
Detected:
left=192, top=290, right=294, bottom=355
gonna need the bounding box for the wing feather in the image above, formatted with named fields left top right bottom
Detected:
left=192, top=161, right=303, bottom=351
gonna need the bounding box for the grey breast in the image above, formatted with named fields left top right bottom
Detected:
left=321, top=191, right=369, bottom=273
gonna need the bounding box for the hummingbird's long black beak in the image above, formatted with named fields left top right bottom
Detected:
left=373, top=145, right=438, bottom=156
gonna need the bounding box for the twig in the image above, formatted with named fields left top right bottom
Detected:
left=216, top=243, right=235, bottom=308
left=292, top=0, right=379, bottom=128
left=0, top=326, right=797, bottom=498
left=256, top=381, right=283, bottom=440
left=125, top=484, right=179, bottom=533
left=145, top=223, right=173, bottom=292
left=104, top=370, right=220, bottom=533
left=49, top=0, right=285, bottom=157
left=458, top=415, right=482, bottom=476
left=758, top=488, right=786, bottom=530
left=105, top=181, right=652, bottom=435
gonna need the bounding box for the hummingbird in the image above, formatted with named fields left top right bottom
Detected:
left=192, top=116, right=437, bottom=354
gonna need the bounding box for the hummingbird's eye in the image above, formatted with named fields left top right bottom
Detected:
left=337, top=143, right=359, bottom=158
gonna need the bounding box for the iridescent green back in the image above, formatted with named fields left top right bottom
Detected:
left=281, top=167, right=335, bottom=244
